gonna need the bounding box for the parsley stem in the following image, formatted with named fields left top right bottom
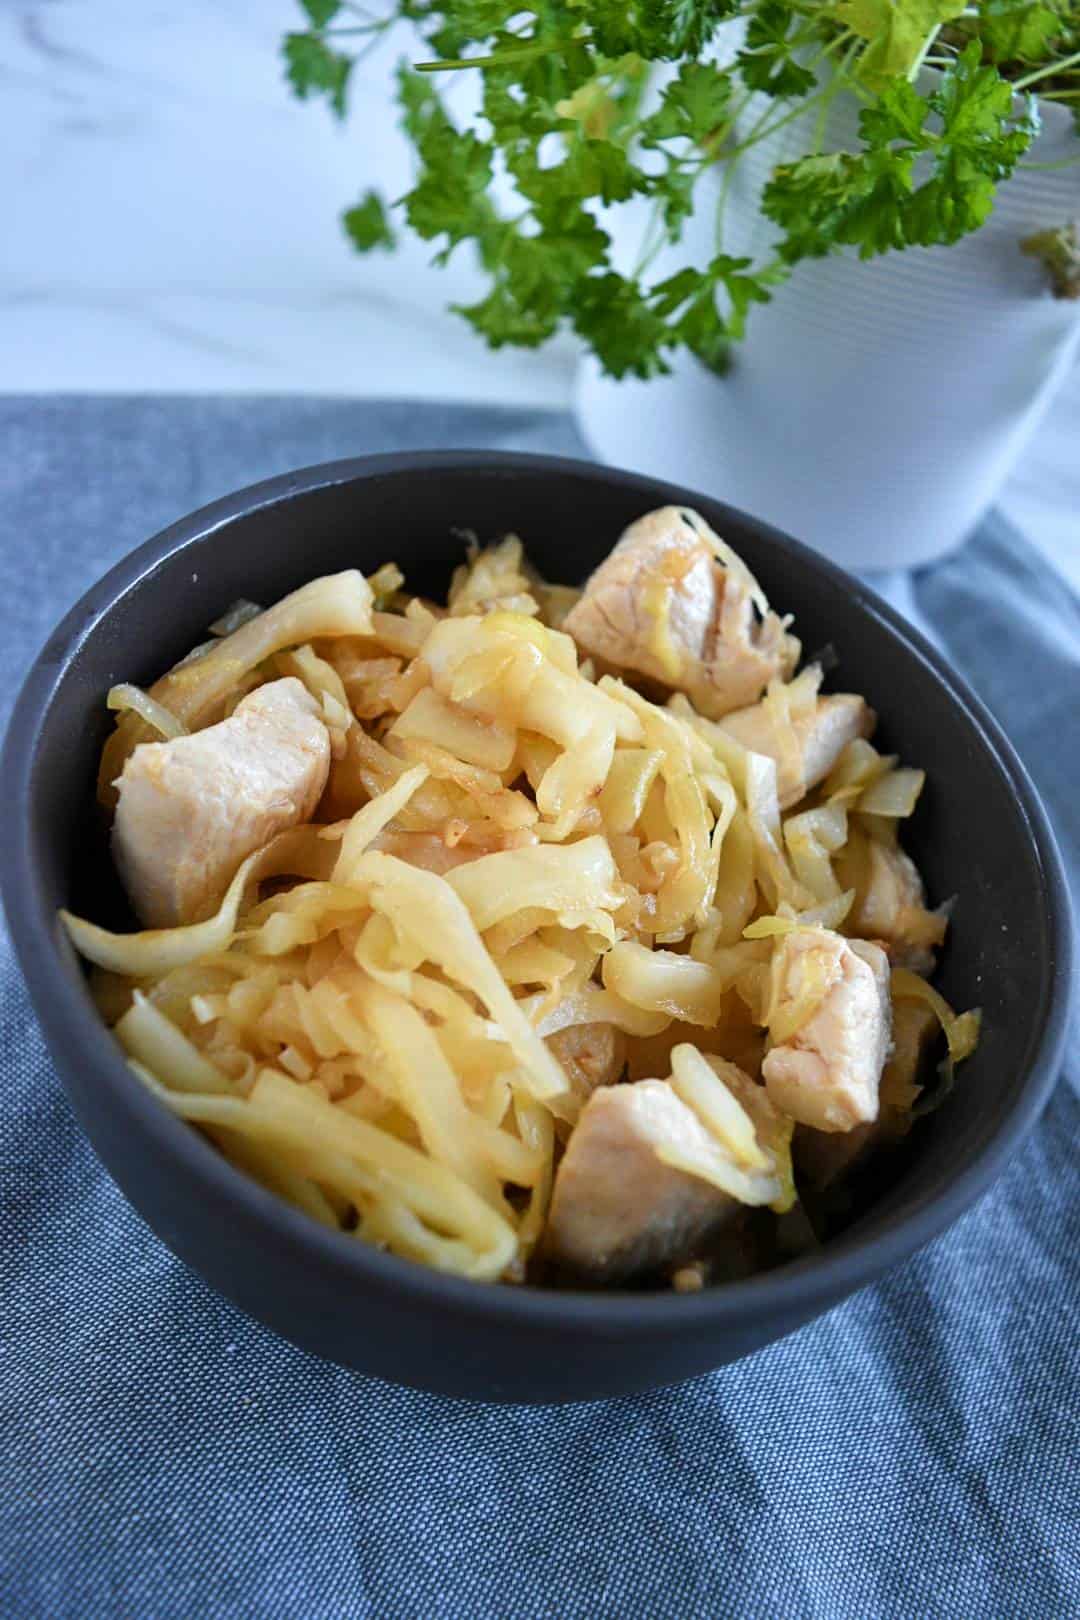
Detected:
left=415, top=39, right=568, bottom=74
left=722, top=26, right=861, bottom=168
left=338, top=1, right=388, bottom=20
left=326, top=23, right=394, bottom=35
left=907, top=26, right=943, bottom=84
left=1018, top=152, right=1080, bottom=169
left=1013, top=50, right=1080, bottom=92
left=711, top=35, right=857, bottom=255
left=714, top=149, right=741, bottom=253
left=632, top=195, right=676, bottom=280
left=811, top=39, right=859, bottom=152
left=726, top=62, right=858, bottom=165
left=702, top=84, right=756, bottom=162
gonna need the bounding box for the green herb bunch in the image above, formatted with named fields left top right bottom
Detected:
left=284, top=1, right=1080, bottom=378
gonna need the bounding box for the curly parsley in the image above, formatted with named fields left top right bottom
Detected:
left=282, top=2, right=1080, bottom=376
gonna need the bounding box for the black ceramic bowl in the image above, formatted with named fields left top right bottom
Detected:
left=2, top=453, right=1072, bottom=1403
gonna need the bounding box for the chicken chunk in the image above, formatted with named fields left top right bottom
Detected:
left=848, top=842, right=945, bottom=975
left=719, top=692, right=875, bottom=810
left=564, top=507, right=799, bottom=719
left=546, top=1022, right=627, bottom=1107
left=794, top=999, right=938, bottom=1188
left=113, top=677, right=331, bottom=928
left=544, top=1079, right=739, bottom=1282
left=761, top=928, right=891, bottom=1133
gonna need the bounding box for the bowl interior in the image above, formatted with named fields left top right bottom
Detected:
left=16, top=455, right=1066, bottom=1287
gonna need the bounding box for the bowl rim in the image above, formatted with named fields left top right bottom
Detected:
left=2, top=448, right=1073, bottom=1334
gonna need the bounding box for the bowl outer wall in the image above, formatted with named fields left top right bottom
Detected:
left=1, top=451, right=1073, bottom=1403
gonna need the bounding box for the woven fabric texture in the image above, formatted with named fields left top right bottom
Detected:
left=1, top=397, right=1076, bottom=1620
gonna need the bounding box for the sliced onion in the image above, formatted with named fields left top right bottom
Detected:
left=61, top=847, right=260, bottom=977
left=208, top=599, right=263, bottom=637
left=891, top=966, right=981, bottom=1093
left=106, top=684, right=186, bottom=741
left=670, top=1044, right=770, bottom=1172
left=857, top=768, right=926, bottom=819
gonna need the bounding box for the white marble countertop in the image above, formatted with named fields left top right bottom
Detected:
left=2, top=0, right=576, bottom=404
left=4, top=0, right=1078, bottom=586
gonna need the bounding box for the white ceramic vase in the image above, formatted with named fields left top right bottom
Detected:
left=576, top=80, right=1080, bottom=571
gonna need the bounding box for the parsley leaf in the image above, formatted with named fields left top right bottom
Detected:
left=908, top=53, right=1040, bottom=242
left=512, top=137, right=645, bottom=207
left=282, top=32, right=352, bottom=118
left=393, top=69, right=498, bottom=262
left=572, top=273, right=672, bottom=378
left=299, top=0, right=342, bottom=27
left=589, top=1, right=741, bottom=61
left=454, top=277, right=562, bottom=350
left=529, top=198, right=612, bottom=280
left=736, top=2, right=817, bottom=98
left=763, top=149, right=914, bottom=259
left=404, top=129, right=495, bottom=259
left=343, top=190, right=396, bottom=252
left=284, top=2, right=1074, bottom=379
left=651, top=161, right=699, bottom=237
left=764, top=42, right=1039, bottom=260
left=650, top=255, right=784, bottom=371
left=720, top=257, right=787, bottom=339
left=455, top=205, right=609, bottom=350
left=641, top=61, right=734, bottom=146
left=832, top=0, right=969, bottom=90
left=964, top=2, right=1065, bottom=65
left=397, top=64, right=447, bottom=145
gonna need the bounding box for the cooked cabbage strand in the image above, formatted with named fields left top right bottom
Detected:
left=67, top=534, right=980, bottom=1285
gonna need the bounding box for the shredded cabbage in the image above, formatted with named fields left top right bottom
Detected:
left=857, top=768, right=925, bottom=818
left=61, top=848, right=262, bottom=976
left=669, top=1043, right=769, bottom=1171
left=64, top=516, right=977, bottom=1286
left=762, top=926, right=845, bottom=1046
left=891, top=966, right=981, bottom=1106
left=106, top=684, right=187, bottom=741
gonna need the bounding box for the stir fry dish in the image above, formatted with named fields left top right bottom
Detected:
left=63, top=507, right=980, bottom=1288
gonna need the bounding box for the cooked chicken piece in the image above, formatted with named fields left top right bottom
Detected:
left=761, top=928, right=891, bottom=1133
left=544, top=1079, right=739, bottom=1282
left=848, top=842, right=945, bottom=975
left=546, top=1022, right=626, bottom=1106
left=719, top=692, right=875, bottom=810
left=563, top=507, right=799, bottom=719
left=112, top=677, right=330, bottom=928
left=667, top=1221, right=763, bottom=1289
left=794, top=999, right=937, bottom=1187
